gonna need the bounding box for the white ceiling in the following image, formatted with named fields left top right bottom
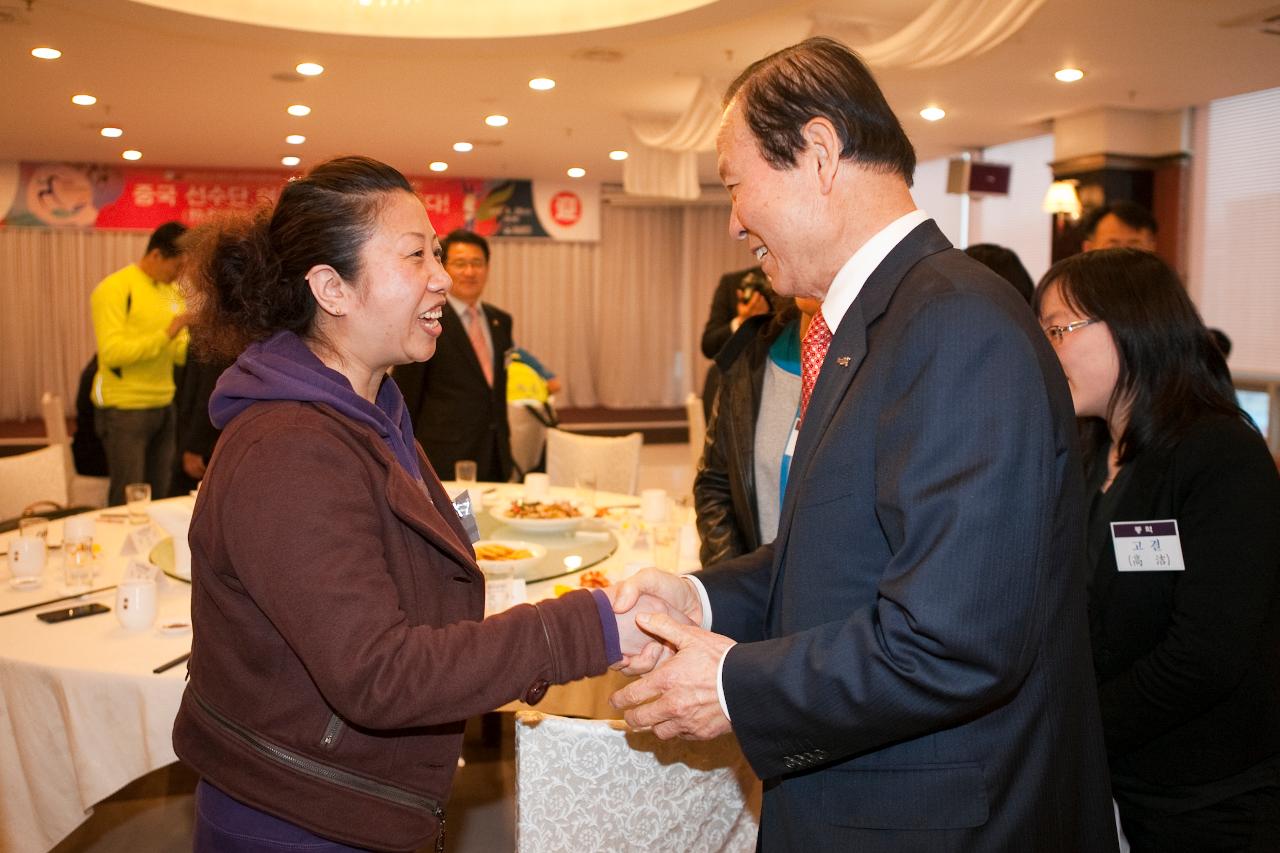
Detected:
left=1, top=0, right=1278, bottom=186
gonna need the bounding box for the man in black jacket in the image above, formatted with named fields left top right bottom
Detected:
left=395, top=230, right=513, bottom=482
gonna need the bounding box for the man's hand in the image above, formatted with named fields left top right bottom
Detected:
left=610, top=569, right=704, bottom=675
left=734, top=290, right=769, bottom=322
left=609, top=613, right=735, bottom=741
left=166, top=312, right=190, bottom=339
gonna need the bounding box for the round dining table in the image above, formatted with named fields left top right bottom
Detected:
left=0, top=483, right=695, bottom=853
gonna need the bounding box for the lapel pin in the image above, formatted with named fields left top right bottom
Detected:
left=836, top=356, right=851, bottom=367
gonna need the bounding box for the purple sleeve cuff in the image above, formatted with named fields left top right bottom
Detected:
left=590, top=589, right=622, bottom=665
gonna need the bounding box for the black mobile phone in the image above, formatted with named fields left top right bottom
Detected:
left=37, top=602, right=110, bottom=623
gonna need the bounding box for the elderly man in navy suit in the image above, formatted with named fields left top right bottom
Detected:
left=610, top=38, right=1118, bottom=852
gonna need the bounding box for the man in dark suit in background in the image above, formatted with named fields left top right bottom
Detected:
left=396, top=229, right=513, bottom=482
left=699, top=266, right=771, bottom=420
left=611, top=37, right=1117, bottom=852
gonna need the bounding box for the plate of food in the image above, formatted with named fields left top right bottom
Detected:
left=489, top=499, right=586, bottom=534
left=472, top=540, right=547, bottom=575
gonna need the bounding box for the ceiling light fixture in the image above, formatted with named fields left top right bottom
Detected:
left=71, top=94, right=97, bottom=106
left=429, top=161, right=448, bottom=172
left=453, top=141, right=474, bottom=153
left=608, top=150, right=629, bottom=161
left=287, top=104, right=312, bottom=116
left=528, top=77, right=556, bottom=91
left=122, top=150, right=142, bottom=161
left=295, top=62, right=324, bottom=76
left=282, top=156, right=301, bottom=167
left=567, top=167, right=586, bottom=178
left=1055, top=68, right=1085, bottom=83
left=919, top=106, right=945, bottom=122
left=285, top=134, right=306, bottom=144
left=100, top=127, right=123, bottom=138
left=31, top=47, right=62, bottom=60
left=485, top=114, right=509, bottom=127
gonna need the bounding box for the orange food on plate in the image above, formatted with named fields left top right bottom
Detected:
left=578, top=570, right=610, bottom=588
left=474, top=543, right=534, bottom=561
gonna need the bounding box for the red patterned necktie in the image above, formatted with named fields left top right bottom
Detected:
left=799, top=311, right=832, bottom=420
left=465, top=306, right=493, bottom=386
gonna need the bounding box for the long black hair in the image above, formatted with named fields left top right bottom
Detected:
left=1033, top=248, right=1247, bottom=466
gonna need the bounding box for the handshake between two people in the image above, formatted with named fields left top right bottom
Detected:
left=602, top=568, right=736, bottom=742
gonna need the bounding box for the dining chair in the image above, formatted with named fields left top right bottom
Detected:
left=508, top=402, right=556, bottom=480
left=544, top=428, right=643, bottom=496
left=0, top=444, right=70, bottom=521
left=685, top=392, right=706, bottom=473
left=514, top=711, right=760, bottom=853
left=40, top=392, right=110, bottom=508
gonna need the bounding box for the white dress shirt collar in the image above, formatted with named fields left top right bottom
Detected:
left=447, top=294, right=484, bottom=320
left=821, top=209, right=930, bottom=334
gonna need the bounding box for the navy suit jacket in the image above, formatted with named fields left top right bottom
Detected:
left=395, top=301, right=512, bottom=483
left=698, top=221, right=1117, bottom=852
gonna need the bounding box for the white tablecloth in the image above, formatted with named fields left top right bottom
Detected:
left=0, top=486, right=692, bottom=852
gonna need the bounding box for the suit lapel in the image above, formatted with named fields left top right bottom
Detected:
left=764, top=221, right=954, bottom=614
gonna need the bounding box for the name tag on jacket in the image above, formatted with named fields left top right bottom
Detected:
left=1110, top=519, right=1186, bottom=572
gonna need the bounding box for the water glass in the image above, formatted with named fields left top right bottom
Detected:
left=62, top=516, right=95, bottom=591
left=454, top=460, right=478, bottom=484
left=125, top=482, right=152, bottom=524
left=482, top=563, right=516, bottom=617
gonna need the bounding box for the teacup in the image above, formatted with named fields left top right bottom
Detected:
left=7, top=536, right=46, bottom=589
left=115, top=578, right=158, bottom=631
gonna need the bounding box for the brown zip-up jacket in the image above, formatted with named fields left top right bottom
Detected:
left=172, top=400, right=610, bottom=851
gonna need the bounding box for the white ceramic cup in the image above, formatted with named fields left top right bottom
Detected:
left=115, top=578, right=158, bottom=630
left=640, top=488, right=669, bottom=524
left=8, top=536, right=46, bottom=586
left=523, top=472, right=550, bottom=502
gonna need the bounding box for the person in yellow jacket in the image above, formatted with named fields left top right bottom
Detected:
left=90, top=221, right=190, bottom=505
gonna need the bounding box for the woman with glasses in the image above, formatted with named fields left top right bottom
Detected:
left=1035, top=248, right=1280, bottom=852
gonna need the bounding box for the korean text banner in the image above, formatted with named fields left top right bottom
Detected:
left=0, top=162, right=600, bottom=241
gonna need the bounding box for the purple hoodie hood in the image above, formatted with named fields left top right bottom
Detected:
left=209, top=330, right=422, bottom=480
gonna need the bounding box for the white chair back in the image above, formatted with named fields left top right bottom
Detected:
left=508, top=403, right=549, bottom=480
left=515, top=711, right=760, bottom=853
left=685, top=392, right=706, bottom=472
left=545, top=428, right=643, bottom=496
left=40, top=391, right=109, bottom=508
left=0, top=445, right=70, bottom=520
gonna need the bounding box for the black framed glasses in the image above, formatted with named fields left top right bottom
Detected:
left=1044, top=318, right=1098, bottom=344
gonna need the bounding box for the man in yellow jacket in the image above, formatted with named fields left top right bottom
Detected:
left=90, top=221, right=189, bottom=506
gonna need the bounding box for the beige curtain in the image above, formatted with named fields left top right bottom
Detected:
left=0, top=204, right=752, bottom=420
left=0, top=228, right=148, bottom=420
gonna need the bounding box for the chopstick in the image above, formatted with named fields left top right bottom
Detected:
left=153, top=651, right=191, bottom=674
left=0, top=585, right=118, bottom=618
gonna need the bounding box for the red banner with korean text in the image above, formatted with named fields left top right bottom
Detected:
left=0, top=161, right=600, bottom=241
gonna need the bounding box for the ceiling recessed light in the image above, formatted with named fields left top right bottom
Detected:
left=282, top=156, right=301, bottom=167
left=100, top=127, right=123, bottom=138
left=919, top=106, right=946, bottom=122
left=567, top=167, right=586, bottom=178
left=453, top=141, right=474, bottom=153
left=31, top=47, right=62, bottom=60
left=295, top=62, right=324, bottom=77
left=285, top=134, right=306, bottom=145
left=1055, top=68, right=1085, bottom=83
left=287, top=104, right=312, bottom=116
left=485, top=114, right=509, bottom=127
left=608, top=150, right=629, bottom=161
left=122, top=150, right=142, bottom=161
left=429, top=161, right=449, bottom=172
left=71, top=94, right=97, bottom=106
left=528, top=77, right=556, bottom=91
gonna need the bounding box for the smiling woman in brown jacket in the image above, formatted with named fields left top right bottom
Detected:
left=171, top=157, right=669, bottom=852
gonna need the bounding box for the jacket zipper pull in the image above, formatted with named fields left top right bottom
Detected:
left=434, top=807, right=446, bottom=853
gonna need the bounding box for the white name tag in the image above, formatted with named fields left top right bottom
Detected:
left=1110, top=519, right=1186, bottom=572
left=784, top=423, right=800, bottom=457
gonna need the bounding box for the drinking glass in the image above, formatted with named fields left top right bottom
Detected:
left=125, top=482, right=152, bottom=524
left=18, top=517, right=50, bottom=542
left=454, top=460, right=478, bottom=484
left=62, top=516, right=95, bottom=591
